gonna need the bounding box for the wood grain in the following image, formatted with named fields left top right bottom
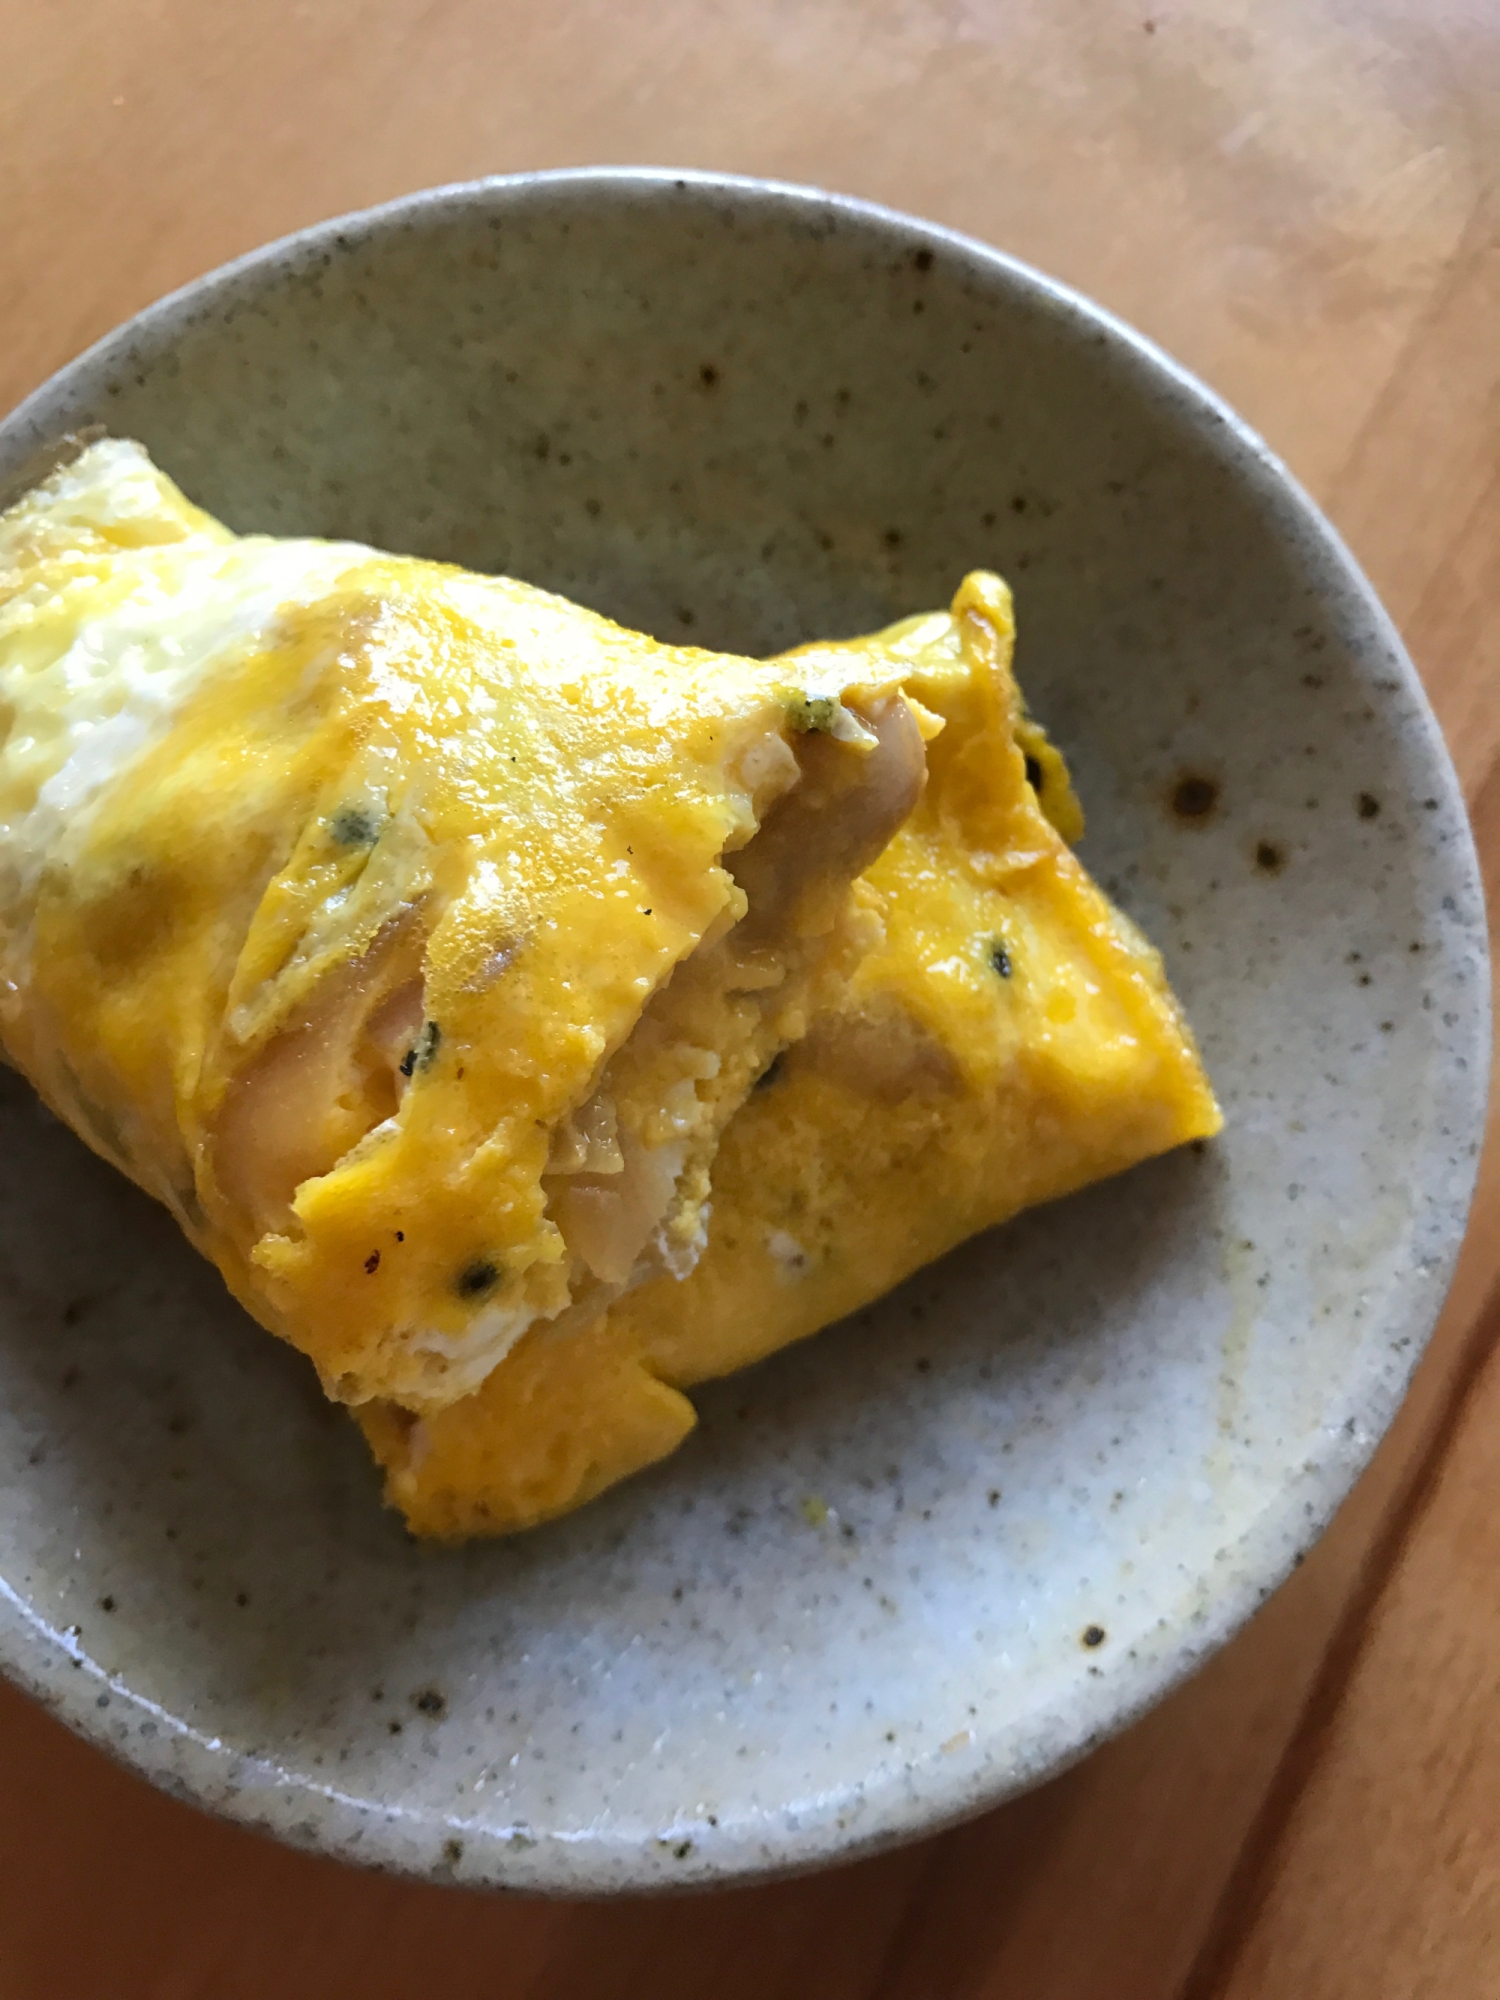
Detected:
left=1212, top=1297, right=1500, bottom=2000
left=1, top=1, right=1496, bottom=1993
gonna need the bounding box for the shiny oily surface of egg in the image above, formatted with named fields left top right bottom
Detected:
left=0, top=436, right=926, bottom=1417
left=0, top=172, right=1483, bottom=1892
left=359, top=572, right=1221, bottom=1540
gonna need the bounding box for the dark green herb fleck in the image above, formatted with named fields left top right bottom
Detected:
left=330, top=804, right=380, bottom=848
left=990, top=940, right=1013, bottom=979
left=455, top=1258, right=499, bottom=1300
left=399, top=1021, right=441, bottom=1077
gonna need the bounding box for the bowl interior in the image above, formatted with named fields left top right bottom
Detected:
left=0, top=172, right=1485, bottom=1891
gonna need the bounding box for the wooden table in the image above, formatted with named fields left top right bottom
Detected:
left=3, top=3, right=1498, bottom=1992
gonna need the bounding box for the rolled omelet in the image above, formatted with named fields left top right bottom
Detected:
left=0, top=436, right=931, bottom=1411
left=358, top=570, right=1222, bottom=1537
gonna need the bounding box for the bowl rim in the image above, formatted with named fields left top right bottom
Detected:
left=0, top=164, right=1488, bottom=1896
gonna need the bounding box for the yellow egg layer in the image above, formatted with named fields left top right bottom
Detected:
left=358, top=572, right=1222, bottom=1537
left=0, top=439, right=926, bottom=1410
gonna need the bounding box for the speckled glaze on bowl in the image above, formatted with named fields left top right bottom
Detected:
left=0, top=170, right=1486, bottom=1894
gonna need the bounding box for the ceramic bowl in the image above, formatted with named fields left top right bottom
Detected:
left=0, top=170, right=1485, bottom=1893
